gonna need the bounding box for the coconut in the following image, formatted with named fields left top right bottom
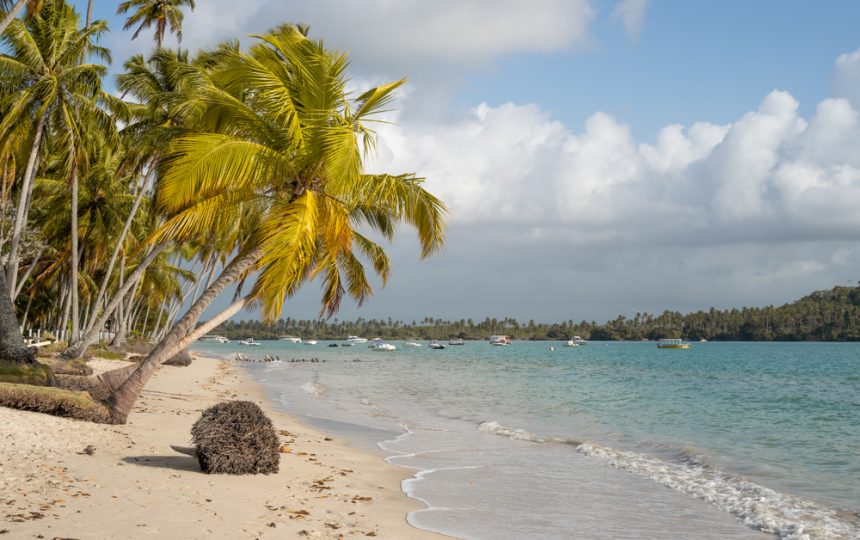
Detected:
left=190, top=401, right=280, bottom=474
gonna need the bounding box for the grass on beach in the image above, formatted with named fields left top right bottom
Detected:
left=0, top=382, right=112, bottom=423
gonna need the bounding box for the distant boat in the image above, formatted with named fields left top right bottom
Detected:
left=699, top=338, right=708, bottom=342
left=345, top=335, right=367, bottom=345
left=303, top=339, right=318, bottom=345
left=489, top=335, right=511, bottom=346
left=238, top=338, right=261, bottom=346
left=657, top=339, right=690, bottom=349
left=371, top=342, right=397, bottom=351
left=448, top=338, right=465, bottom=345
left=328, top=343, right=339, bottom=348
left=571, top=336, right=587, bottom=345
left=404, top=340, right=422, bottom=347
left=278, top=336, right=301, bottom=343
left=201, top=334, right=229, bottom=344
left=429, top=340, right=446, bottom=350
left=564, top=340, right=579, bottom=347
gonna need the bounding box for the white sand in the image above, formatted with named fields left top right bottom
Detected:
left=0, top=355, right=447, bottom=539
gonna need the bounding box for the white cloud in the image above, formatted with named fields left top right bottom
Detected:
left=368, top=48, right=860, bottom=255
left=108, top=0, right=596, bottom=78
left=612, top=0, right=648, bottom=42
left=834, top=48, right=860, bottom=110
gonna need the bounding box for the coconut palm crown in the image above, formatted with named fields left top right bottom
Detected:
left=116, top=0, right=195, bottom=48
left=153, top=24, right=447, bottom=320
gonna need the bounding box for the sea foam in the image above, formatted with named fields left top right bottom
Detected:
left=479, top=421, right=860, bottom=540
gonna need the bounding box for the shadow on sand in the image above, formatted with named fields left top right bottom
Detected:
left=121, top=455, right=200, bottom=472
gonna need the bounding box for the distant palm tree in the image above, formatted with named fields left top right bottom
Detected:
left=116, top=0, right=195, bottom=47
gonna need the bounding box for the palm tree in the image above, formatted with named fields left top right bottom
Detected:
left=116, top=0, right=195, bottom=47
left=0, top=0, right=31, bottom=34
left=0, top=0, right=118, bottom=302
left=102, top=25, right=447, bottom=422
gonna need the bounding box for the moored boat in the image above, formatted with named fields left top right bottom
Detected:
left=238, top=338, right=261, bottom=346
left=489, top=335, right=512, bottom=346
left=429, top=340, right=446, bottom=349
left=448, top=338, right=465, bottom=345
left=657, top=339, right=690, bottom=349
left=278, top=336, right=302, bottom=343
left=345, top=335, right=367, bottom=346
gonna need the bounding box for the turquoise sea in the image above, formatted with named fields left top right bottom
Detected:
left=191, top=340, right=860, bottom=539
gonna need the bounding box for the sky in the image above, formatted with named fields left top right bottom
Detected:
left=72, top=0, right=860, bottom=323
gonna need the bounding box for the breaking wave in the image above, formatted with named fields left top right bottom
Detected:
left=478, top=421, right=860, bottom=540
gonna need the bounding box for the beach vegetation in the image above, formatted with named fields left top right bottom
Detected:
left=0, top=2, right=447, bottom=422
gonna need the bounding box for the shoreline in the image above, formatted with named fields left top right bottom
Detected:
left=0, top=354, right=448, bottom=539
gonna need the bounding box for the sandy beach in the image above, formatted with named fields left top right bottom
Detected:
left=0, top=355, right=446, bottom=539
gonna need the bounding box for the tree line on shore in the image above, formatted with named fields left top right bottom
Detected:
left=211, top=284, right=860, bottom=342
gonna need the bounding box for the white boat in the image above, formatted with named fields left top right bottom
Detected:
left=345, top=335, right=367, bottom=345
left=303, top=339, right=318, bottom=345
left=278, top=336, right=301, bottom=343
left=489, top=335, right=511, bottom=346
left=429, top=340, right=446, bottom=349
left=571, top=336, right=587, bottom=345
left=200, top=334, right=229, bottom=344
left=238, top=338, right=261, bottom=346
left=404, top=341, right=422, bottom=347
left=564, top=340, right=580, bottom=347
left=448, top=338, right=465, bottom=345
left=371, top=342, right=397, bottom=351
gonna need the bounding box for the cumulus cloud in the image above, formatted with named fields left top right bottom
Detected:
left=370, top=81, right=860, bottom=245
left=612, top=0, right=648, bottom=41
left=328, top=47, right=860, bottom=319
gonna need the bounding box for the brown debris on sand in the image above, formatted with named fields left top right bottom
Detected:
left=163, top=349, right=193, bottom=367
left=191, top=400, right=280, bottom=474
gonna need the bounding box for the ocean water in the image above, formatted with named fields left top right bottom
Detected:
left=191, top=340, right=860, bottom=539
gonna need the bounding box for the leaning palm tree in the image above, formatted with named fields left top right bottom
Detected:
left=101, top=25, right=447, bottom=422
left=116, top=0, right=195, bottom=47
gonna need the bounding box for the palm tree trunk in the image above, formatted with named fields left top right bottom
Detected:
left=0, top=0, right=27, bottom=37
left=104, top=247, right=263, bottom=422
left=6, top=115, right=46, bottom=295
left=106, top=294, right=251, bottom=422
left=70, top=164, right=80, bottom=342
left=0, top=269, right=54, bottom=385
left=12, top=244, right=45, bottom=300
left=85, top=175, right=148, bottom=336
left=63, top=242, right=169, bottom=358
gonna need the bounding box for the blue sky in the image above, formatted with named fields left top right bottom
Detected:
left=460, top=1, right=860, bottom=139
left=65, top=0, right=860, bottom=323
